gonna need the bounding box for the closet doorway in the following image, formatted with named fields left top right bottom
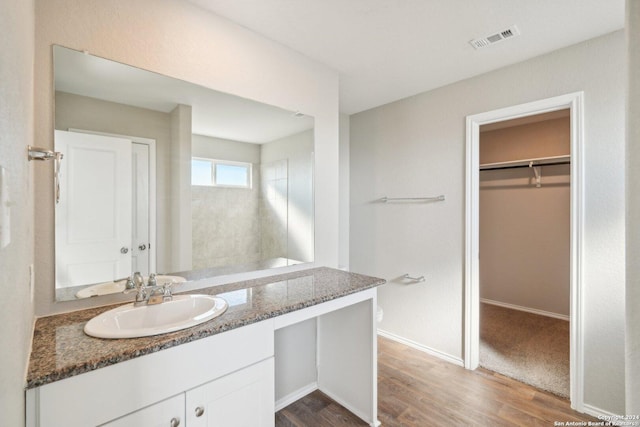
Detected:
left=478, top=110, right=571, bottom=398
left=464, top=92, right=585, bottom=410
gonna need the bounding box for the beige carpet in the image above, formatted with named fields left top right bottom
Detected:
left=480, top=302, right=570, bottom=398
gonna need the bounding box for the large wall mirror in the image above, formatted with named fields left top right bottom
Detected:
left=53, top=45, right=315, bottom=302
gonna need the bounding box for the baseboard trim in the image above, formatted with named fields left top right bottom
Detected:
left=481, top=298, right=570, bottom=321
left=579, top=402, right=623, bottom=420
left=377, top=329, right=464, bottom=367
left=275, top=382, right=318, bottom=412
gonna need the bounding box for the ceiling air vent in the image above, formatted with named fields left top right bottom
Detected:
left=470, top=25, right=520, bottom=49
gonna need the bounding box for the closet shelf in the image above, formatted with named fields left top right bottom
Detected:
left=480, top=155, right=570, bottom=171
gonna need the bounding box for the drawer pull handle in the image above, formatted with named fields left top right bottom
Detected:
left=170, top=417, right=180, bottom=427
left=195, top=406, right=205, bottom=417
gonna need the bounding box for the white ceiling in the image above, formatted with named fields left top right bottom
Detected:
left=188, top=0, right=625, bottom=114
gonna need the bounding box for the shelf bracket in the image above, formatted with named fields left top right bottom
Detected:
left=529, top=162, right=542, bottom=188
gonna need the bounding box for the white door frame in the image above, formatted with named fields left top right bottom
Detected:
left=464, top=92, right=585, bottom=410
left=68, top=128, right=157, bottom=274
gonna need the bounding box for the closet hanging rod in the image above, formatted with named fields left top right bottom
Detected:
left=379, top=195, right=445, bottom=203
left=480, top=155, right=571, bottom=171
left=480, top=160, right=570, bottom=171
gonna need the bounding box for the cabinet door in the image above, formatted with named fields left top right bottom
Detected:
left=186, top=358, right=274, bottom=427
left=100, top=394, right=185, bottom=427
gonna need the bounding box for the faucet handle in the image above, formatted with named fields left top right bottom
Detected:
left=162, top=281, right=174, bottom=302
left=124, top=272, right=148, bottom=305
left=148, top=273, right=157, bottom=287
left=132, top=272, right=145, bottom=289
left=121, top=276, right=139, bottom=294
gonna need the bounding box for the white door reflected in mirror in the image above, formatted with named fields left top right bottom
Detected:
left=55, top=130, right=134, bottom=289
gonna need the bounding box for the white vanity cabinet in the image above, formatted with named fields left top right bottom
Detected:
left=26, top=320, right=274, bottom=427
left=26, top=283, right=380, bottom=427
left=101, top=358, right=274, bottom=427
left=185, top=358, right=274, bottom=427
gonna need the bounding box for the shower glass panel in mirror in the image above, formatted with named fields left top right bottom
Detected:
left=53, top=45, right=314, bottom=302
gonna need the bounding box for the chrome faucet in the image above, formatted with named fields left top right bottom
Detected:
left=124, top=272, right=174, bottom=306
left=132, top=271, right=145, bottom=289
left=147, top=273, right=157, bottom=287
left=111, top=275, right=136, bottom=290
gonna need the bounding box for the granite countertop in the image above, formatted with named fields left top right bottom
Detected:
left=27, top=267, right=385, bottom=389
left=55, top=257, right=306, bottom=301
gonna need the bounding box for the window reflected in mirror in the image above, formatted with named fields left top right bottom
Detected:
left=191, top=158, right=252, bottom=188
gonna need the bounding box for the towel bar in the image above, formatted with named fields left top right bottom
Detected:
left=402, top=274, right=425, bottom=283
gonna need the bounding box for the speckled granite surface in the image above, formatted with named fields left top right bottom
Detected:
left=27, top=267, right=384, bottom=389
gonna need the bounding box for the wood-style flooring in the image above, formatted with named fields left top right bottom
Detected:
left=275, top=336, right=597, bottom=426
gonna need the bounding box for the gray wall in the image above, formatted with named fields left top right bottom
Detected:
left=350, top=31, right=626, bottom=413
left=169, top=104, right=193, bottom=272
left=627, top=0, right=640, bottom=414
left=0, top=0, right=35, bottom=426
left=193, top=134, right=261, bottom=163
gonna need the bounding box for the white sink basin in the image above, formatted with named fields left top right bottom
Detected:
left=75, top=275, right=187, bottom=299
left=84, top=295, right=228, bottom=339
